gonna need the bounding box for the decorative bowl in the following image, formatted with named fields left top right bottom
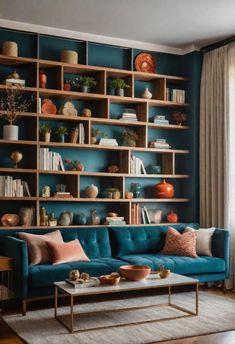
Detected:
left=99, top=274, right=121, bottom=286
left=1, top=213, right=20, bottom=226
left=159, top=269, right=171, bottom=279
left=119, top=265, right=151, bottom=281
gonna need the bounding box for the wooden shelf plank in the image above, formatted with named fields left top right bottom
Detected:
left=0, top=85, right=37, bottom=92
left=0, top=54, right=37, bottom=65
left=130, top=198, right=190, bottom=202
left=148, top=123, right=189, bottom=130
left=37, top=197, right=189, bottom=202
left=0, top=139, right=37, bottom=145
left=0, top=168, right=37, bottom=173
left=0, top=197, right=37, bottom=201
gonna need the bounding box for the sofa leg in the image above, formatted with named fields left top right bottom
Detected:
left=222, top=281, right=226, bottom=294
left=22, top=299, right=27, bottom=316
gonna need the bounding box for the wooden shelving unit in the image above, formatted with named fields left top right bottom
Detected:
left=0, top=50, right=191, bottom=229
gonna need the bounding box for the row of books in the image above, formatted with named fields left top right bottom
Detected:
left=39, top=148, right=65, bottom=171
left=70, top=124, right=85, bottom=144
left=99, top=138, right=118, bottom=146
left=166, top=88, right=185, bottom=103
left=130, top=155, right=146, bottom=174
left=153, top=115, right=169, bottom=125
left=131, top=204, right=151, bottom=224
left=149, top=139, right=170, bottom=149
left=105, top=216, right=126, bottom=226
left=0, top=175, right=31, bottom=197
left=119, top=112, right=138, bottom=122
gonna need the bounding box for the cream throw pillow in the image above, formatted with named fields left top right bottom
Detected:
left=184, top=227, right=215, bottom=256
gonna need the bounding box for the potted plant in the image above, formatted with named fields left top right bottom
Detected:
left=121, top=128, right=139, bottom=147
left=70, top=76, right=96, bottom=93
left=56, top=126, right=68, bottom=143
left=91, top=127, right=105, bottom=144
left=63, top=159, right=84, bottom=171
left=39, top=124, right=51, bottom=142
left=111, top=78, right=130, bottom=97
left=0, top=86, right=34, bottom=141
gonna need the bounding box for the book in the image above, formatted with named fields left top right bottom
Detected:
left=144, top=206, right=151, bottom=224
left=141, top=207, right=147, bottom=224
left=65, top=278, right=100, bottom=288
left=4, top=78, right=25, bottom=86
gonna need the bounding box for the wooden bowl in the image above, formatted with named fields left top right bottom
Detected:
left=119, top=265, right=151, bottom=281
left=99, top=275, right=121, bottom=286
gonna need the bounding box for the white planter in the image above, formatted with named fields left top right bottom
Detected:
left=3, top=125, right=19, bottom=141
left=44, top=132, right=51, bottom=142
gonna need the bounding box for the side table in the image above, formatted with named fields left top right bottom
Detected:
left=0, top=256, right=13, bottom=301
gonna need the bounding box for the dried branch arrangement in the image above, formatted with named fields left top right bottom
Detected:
left=0, top=85, right=34, bottom=125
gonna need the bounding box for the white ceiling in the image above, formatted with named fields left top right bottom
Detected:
left=0, top=0, right=235, bottom=49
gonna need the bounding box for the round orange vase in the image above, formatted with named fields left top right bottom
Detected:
left=153, top=179, right=174, bottom=198
left=39, top=69, right=47, bottom=88
left=167, top=211, right=178, bottom=223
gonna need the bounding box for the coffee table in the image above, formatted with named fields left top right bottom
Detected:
left=54, top=273, right=199, bottom=333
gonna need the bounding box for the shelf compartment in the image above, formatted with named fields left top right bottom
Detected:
left=107, top=72, right=133, bottom=98
left=39, top=174, right=79, bottom=198
left=38, top=64, right=63, bottom=90
left=0, top=171, right=37, bottom=197
left=0, top=61, right=37, bottom=88
left=80, top=175, right=124, bottom=199
left=64, top=69, right=105, bottom=94
left=109, top=101, right=148, bottom=122
left=0, top=116, right=37, bottom=142
left=0, top=200, right=37, bottom=228
left=0, top=143, right=37, bottom=170
left=134, top=77, right=165, bottom=101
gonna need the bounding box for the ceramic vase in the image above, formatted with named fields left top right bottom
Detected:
left=74, top=213, right=87, bottom=225
left=59, top=135, right=65, bottom=143
left=19, top=207, right=35, bottom=226
left=59, top=211, right=73, bottom=226
left=91, top=209, right=100, bottom=225
left=153, top=179, right=174, bottom=198
left=131, top=183, right=141, bottom=198
left=81, top=86, right=89, bottom=93
left=142, top=87, right=152, bottom=99
left=39, top=70, right=47, bottom=88
left=3, top=125, right=19, bottom=140
left=116, top=88, right=124, bottom=97
left=44, top=132, right=51, bottom=142
left=85, top=184, right=98, bottom=198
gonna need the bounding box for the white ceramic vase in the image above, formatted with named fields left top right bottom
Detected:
left=44, top=132, right=51, bottom=142
left=3, top=125, right=19, bottom=140
left=142, top=87, right=152, bottom=99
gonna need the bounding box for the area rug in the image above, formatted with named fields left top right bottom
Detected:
left=3, top=291, right=235, bottom=344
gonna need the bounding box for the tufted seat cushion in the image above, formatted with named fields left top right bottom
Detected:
left=119, top=254, right=225, bottom=275
left=29, top=257, right=127, bottom=288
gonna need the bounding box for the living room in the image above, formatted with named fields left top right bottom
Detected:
left=0, top=1, right=234, bottom=343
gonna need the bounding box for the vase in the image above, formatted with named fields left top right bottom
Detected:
left=82, top=108, right=92, bottom=117
left=64, top=82, right=71, bottom=91
left=122, top=138, right=136, bottom=147
left=125, top=191, right=133, bottom=199
left=59, top=211, right=73, bottom=226
left=84, top=184, right=98, bottom=198
left=19, top=207, right=35, bottom=226
left=113, top=191, right=121, bottom=199
left=91, top=209, right=100, bottom=225
left=81, top=86, right=89, bottom=93
left=131, top=183, right=141, bottom=198
left=142, top=87, right=152, bottom=99
left=74, top=213, right=87, bottom=225
left=44, top=132, right=51, bottom=142
left=153, top=179, right=174, bottom=198
left=39, top=70, right=47, bottom=88
left=167, top=211, right=178, bottom=223
left=116, top=88, right=124, bottom=97
left=3, top=125, right=19, bottom=140
left=91, top=137, right=97, bottom=144
left=59, top=135, right=65, bottom=143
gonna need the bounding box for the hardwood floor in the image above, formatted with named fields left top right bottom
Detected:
left=0, top=287, right=235, bottom=344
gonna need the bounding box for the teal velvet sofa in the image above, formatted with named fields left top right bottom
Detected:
left=1, top=223, right=230, bottom=314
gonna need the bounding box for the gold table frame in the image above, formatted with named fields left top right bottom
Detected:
left=54, top=280, right=199, bottom=334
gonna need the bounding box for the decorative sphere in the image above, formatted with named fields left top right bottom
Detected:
left=10, top=151, right=23, bottom=164
left=82, top=108, right=92, bottom=117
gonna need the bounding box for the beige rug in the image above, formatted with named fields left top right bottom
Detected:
left=3, top=291, right=235, bottom=344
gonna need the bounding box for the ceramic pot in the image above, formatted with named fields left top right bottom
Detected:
left=113, top=191, right=121, bottom=199
left=116, top=88, right=124, bottom=97
left=64, top=82, right=71, bottom=91
left=91, top=209, right=100, bottom=225
left=39, top=70, right=47, bottom=88
left=74, top=213, right=87, bottom=225
left=59, top=135, right=65, bottom=143
left=131, top=183, right=141, bottom=198
left=81, top=86, right=89, bottom=93
left=167, top=211, right=178, bottom=223
left=125, top=191, right=133, bottom=199
left=84, top=184, right=98, bottom=198
left=1, top=213, right=20, bottom=226
left=82, top=108, right=92, bottom=117
left=59, top=211, right=73, bottom=226
left=19, top=207, right=35, bottom=226
left=44, top=132, right=51, bottom=142
left=148, top=209, right=162, bottom=224
left=3, top=125, right=19, bottom=140
left=142, top=87, right=152, bottom=99
left=159, top=269, right=171, bottom=279
left=91, top=137, right=97, bottom=144
left=119, top=265, right=151, bottom=281
left=153, top=179, right=174, bottom=198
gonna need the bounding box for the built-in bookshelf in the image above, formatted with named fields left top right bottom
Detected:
left=0, top=27, right=201, bottom=229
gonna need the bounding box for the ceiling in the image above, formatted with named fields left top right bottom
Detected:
left=0, top=0, right=235, bottom=49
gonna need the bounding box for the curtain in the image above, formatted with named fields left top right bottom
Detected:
left=200, top=43, right=235, bottom=288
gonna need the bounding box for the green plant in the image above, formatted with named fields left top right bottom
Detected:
left=111, top=78, right=130, bottom=89
left=56, top=126, right=68, bottom=137
left=122, top=128, right=138, bottom=141
left=105, top=187, right=119, bottom=192
left=78, top=76, right=96, bottom=88
left=91, top=127, right=107, bottom=138
left=39, top=124, right=51, bottom=134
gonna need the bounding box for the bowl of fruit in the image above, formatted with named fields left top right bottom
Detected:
left=99, top=272, right=121, bottom=286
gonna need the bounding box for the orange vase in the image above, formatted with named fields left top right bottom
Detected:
left=153, top=179, right=174, bottom=198
left=167, top=211, right=178, bottom=223
left=39, top=69, right=47, bottom=88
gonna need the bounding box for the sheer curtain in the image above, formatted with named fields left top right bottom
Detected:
left=200, top=43, right=235, bottom=289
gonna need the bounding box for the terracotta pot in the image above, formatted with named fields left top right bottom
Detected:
left=1, top=214, right=20, bottom=226
left=167, top=211, right=178, bottom=223
left=153, top=179, right=174, bottom=198
left=113, top=191, right=121, bottom=199
left=99, top=275, right=121, bottom=286
left=39, top=70, right=47, bottom=88
left=125, top=191, right=133, bottom=199
left=64, top=82, right=71, bottom=91
left=119, top=265, right=151, bottom=281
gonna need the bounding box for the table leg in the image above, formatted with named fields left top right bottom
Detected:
left=70, top=295, right=74, bottom=333
left=196, top=282, right=199, bottom=315
left=1, top=271, right=4, bottom=300
left=54, top=286, right=58, bottom=318
left=168, top=285, right=171, bottom=305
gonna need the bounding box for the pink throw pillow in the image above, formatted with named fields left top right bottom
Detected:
left=19, top=230, right=64, bottom=265
left=47, top=239, right=90, bottom=265
left=161, top=227, right=197, bottom=258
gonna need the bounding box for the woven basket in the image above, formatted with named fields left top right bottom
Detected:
left=61, top=50, right=78, bottom=64
left=2, top=41, right=18, bottom=57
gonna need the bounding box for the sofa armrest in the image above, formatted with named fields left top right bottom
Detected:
left=4, top=236, right=29, bottom=298
left=212, top=229, right=230, bottom=278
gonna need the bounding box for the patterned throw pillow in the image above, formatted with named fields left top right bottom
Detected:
left=161, top=227, right=197, bottom=258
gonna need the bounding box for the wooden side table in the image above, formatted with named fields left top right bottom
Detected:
left=0, top=256, right=13, bottom=300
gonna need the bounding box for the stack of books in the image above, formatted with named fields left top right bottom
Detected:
left=120, top=112, right=138, bottom=122
left=54, top=191, right=73, bottom=198
left=166, top=88, right=185, bottom=103
left=39, top=148, right=65, bottom=171
left=99, top=138, right=118, bottom=146
left=105, top=216, right=126, bottom=226
left=131, top=204, right=151, bottom=224
left=0, top=176, right=30, bottom=197
left=4, top=78, right=25, bottom=86
left=130, top=155, right=146, bottom=174
left=149, top=139, right=170, bottom=149
left=70, top=124, right=85, bottom=144
left=153, top=115, right=169, bottom=125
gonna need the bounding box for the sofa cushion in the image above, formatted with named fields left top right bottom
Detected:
left=109, top=223, right=199, bottom=257
left=119, top=254, right=225, bottom=275
left=47, top=239, right=90, bottom=264
left=29, top=258, right=127, bottom=288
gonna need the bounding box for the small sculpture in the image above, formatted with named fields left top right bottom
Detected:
left=91, top=209, right=100, bottom=225
left=10, top=151, right=23, bottom=168
left=58, top=211, right=73, bottom=226
left=19, top=206, right=35, bottom=226
left=172, top=111, right=187, bottom=125
left=107, top=164, right=119, bottom=173
left=69, top=270, right=80, bottom=281
left=82, top=108, right=92, bottom=117
left=84, top=184, right=98, bottom=198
